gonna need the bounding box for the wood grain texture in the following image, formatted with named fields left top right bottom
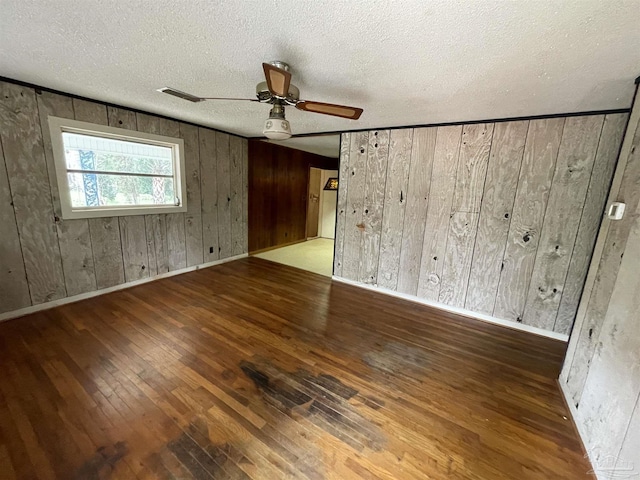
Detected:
left=145, top=214, right=169, bottom=275
left=0, top=257, right=592, bottom=479
left=523, top=115, right=604, bottom=331
left=216, top=132, right=232, bottom=259
left=199, top=128, right=219, bottom=263
left=576, top=198, right=640, bottom=470
left=416, top=126, right=462, bottom=301
left=359, top=130, right=389, bottom=284
left=229, top=136, right=244, bottom=256
left=0, top=82, right=66, bottom=304
left=342, top=132, right=368, bottom=280
left=452, top=123, right=495, bottom=213
left=88, top=217, right=125, bottom=288
left=180, top=123, right=204, bottom=266
left=333, top=133, right=351, bottom=277
left=377, top=129, right=413, bottom=290
left=438, top=212, right=479, bottom=307
left=555, top=114, right=628, bottom=334
left=565, top=115, right=640, bottom=406
left=119, top=216, right=149, bottom=282
left=166, top=213, right=187, bottom=271
left=184, top=214, right=204, bottom=268
left=397, top=127, right=436, bottom=295
left=493, top=118, right=564, bottom=323
left=306, top=167, right=321, bottom=238
left=37, top=91, right=98, bottom=297
left=241, top=139, right=248, bottom=254
left=465, top=121, right=528, bottom=314
left=0, top=140, right=30, bottom=312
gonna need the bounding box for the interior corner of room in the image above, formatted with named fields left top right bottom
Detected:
left=0, top=2, right=639, bottom=478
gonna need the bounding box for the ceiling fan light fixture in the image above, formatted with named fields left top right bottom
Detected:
left=263, top=117, right=292, bottom=140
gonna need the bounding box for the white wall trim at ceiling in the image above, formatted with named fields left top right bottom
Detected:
left=331, top=275, right=569, bottom=342
left=0, top=254, right=248, bottom=323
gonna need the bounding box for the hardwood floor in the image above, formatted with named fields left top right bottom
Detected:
left=0, top=257, right=590, bottom=479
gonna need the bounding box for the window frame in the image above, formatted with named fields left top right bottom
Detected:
left=48, top=116, right=187, bottom=219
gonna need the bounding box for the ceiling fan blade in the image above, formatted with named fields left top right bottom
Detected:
left=262, top=63, right=292, bottom=97
left=158, top=87, right=257, bottom=102
left=296, top=101, right=363, bottom=120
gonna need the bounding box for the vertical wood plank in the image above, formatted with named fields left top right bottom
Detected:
left=416, top=126, right=462, bottom=301
left=523, top=115, right=604, bottom=331
left=106, top=106, right=137, bottom=130
left=144, top=214, right=168, bottom=275
left=166, top=213, right=186, bottom=271
left=452, top=123, right=495, bottom=213
left=341, top=132, right=368, bottom=280
left=88, top=217, right=124, bottom=288
left=438, top=212, right=480, bottom=307
left=493, top=118, right=564, bottom=322
left=359, top=130, right=389, bottom=284
left=216, top=132, right=232, bottom=259
left=74, top=99, right=126, bottom=289
left=200, top=128, right=219, bottom=262
left=118, top=216, right=149, bottom=281
left=229, top=136, right=244, bottom=256
left=333, top=133, right=351, bottom=277
left=397, top=127, right=436, bottom=295
left=377, top=129, right=413, bottom=290
left=615, top=396, right=640, bottom=474
left=0, top=139, right=31, bottom=312
left=465, top=121, right=528, bottom=314
left=241, top=138, right=248, bottom=254
left=180, top=123, right=204, bottom=267
left=576, top=199, right=640, bottom=468
left=38, top=91, right=97, bottom=297
left=555, top=114, right=627, bottom=334
left=565, top=115, right=640, bottom=405
left=0, top=83, right=66, bottom=304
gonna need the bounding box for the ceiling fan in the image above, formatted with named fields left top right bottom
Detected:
left=158, top=61, right=364, bottom=140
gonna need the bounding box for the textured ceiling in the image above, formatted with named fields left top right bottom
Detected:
left=1, top=0, right=639, bottom=146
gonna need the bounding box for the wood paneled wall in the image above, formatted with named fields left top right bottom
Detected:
left=0, top=80, right=248, bottom=315
left=334, top=114, right=627, bottom=335
left=248, top=140, right=338, bottom=252
left=560, top=90, right=640, bottom=471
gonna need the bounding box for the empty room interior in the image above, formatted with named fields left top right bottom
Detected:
left=0, top=2, right=639, bottom=479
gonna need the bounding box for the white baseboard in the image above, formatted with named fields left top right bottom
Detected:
left=331, top=276, right=569, bottom=342
left=0, top=254, right=248, bottom=322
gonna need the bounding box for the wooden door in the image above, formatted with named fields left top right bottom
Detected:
left=306, top=167, right=321, bottom=238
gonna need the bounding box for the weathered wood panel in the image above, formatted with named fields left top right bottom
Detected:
left=523, top=116, right=604, bottom=331
left=493, top=118, right=564, bottom=323
left=377, top=129, right=413, bottom=290
left=333, top=133, right=351, bottom=276
left=0, top=83, right=66, bottom=304
left=199, top=128, right=219, bottom=262
left=166, top=213, right=187, bottom=271
left=576, top=198, right=640, bottom=469
left=359, top=130, right=389, bottom=284
left=38, top=91, right=97, bottom=297
left=0, top=140, right=31, bottom=312
left=229, top=136, right=244, bottom=256
left=555, top=114, right=628, bottom=334
left=145, top=214, right=168, bottom=275
left=74, top=99, right=126, bottom=289
left=615, top=397, right=640, bottom=473
left=416, top=126, right=462, bottom=301
left=119, top=216, right=149, bottom=281
left=107, top=106, right=137, bottom=130
left=341, top=132, right=368, bottom=280
left=88, top=217, right=125, bottom=288
left=241, top=139, right=248, bottom=254
left=179, top=123, right=204, bottom=266
left=438, top=212, right=480, bottom=307
left=397, top=127, right=436, bottom=295
left=465, top=121, right=528, bottom=314
left=216, top=132, right=232, bottom=259
left=565, top=115, right=640, bottom=405
left=452, top=123, right=495, bottom=213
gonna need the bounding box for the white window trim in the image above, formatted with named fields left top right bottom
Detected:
left=48, top=116, right=187, bottom=219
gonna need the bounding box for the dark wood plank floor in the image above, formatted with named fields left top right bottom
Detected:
left=0, top=257, right=590, bottom=479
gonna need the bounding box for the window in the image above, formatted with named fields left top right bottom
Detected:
left=48, top=116, right=186, bottom=219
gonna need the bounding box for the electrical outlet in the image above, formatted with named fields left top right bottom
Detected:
left=209, top=247, right=214, bottom=253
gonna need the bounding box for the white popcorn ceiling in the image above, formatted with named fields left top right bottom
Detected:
left=1, top=0, right=639, bottom=155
